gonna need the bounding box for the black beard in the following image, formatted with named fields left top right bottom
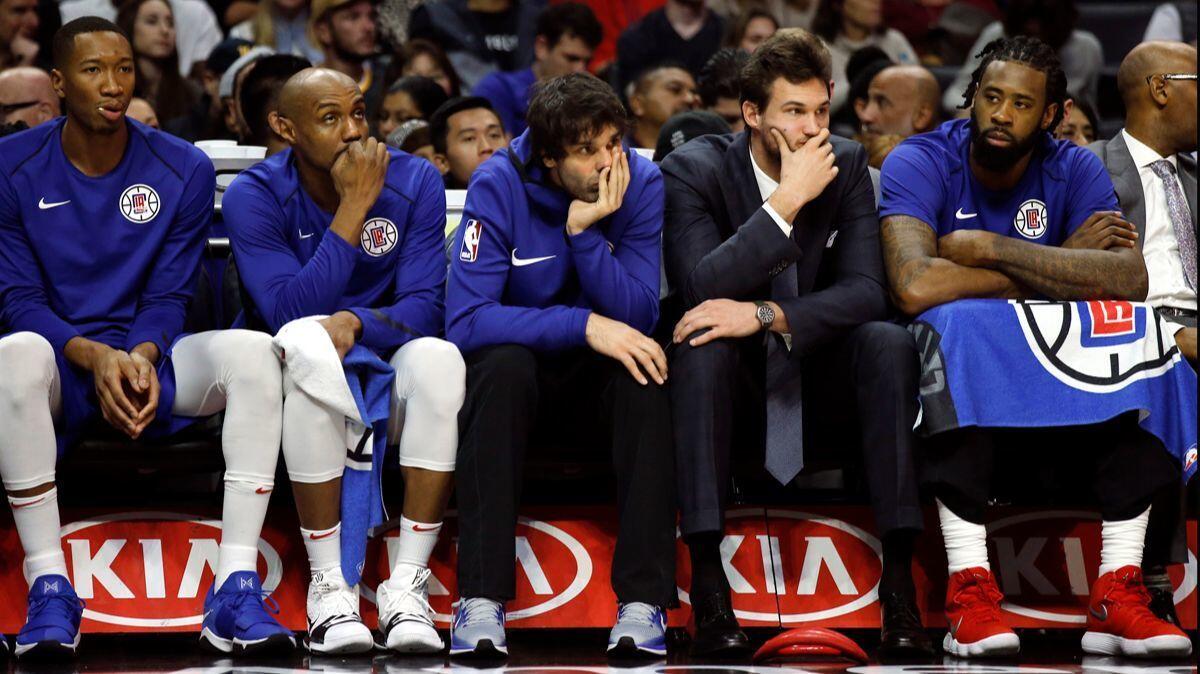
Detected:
left=969, top=116, right=1040, bottom=172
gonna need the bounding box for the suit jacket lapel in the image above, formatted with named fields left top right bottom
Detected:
left=1106, top=133, right=1148, bottom=239
left=722, top=131, right=761, bottom=231
left=1178, top=151, right=1197, bottom=238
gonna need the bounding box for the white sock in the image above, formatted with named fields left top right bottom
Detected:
left=937, top=498, right=990, bottom=573
left=216, top=476, right=273, bottom=586
left=1099, top=507, right=1150, bottom=575
left=386, top=516, right=442, bottom=590
left=302, top=523, right=341, bottom=574
left=9, top=488, right=68, bottom=583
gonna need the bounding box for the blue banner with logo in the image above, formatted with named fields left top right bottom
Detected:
left=911, top=299, right=1198, bottom=482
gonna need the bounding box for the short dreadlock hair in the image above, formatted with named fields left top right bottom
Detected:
left=959, top=36, right=1068, bottom=133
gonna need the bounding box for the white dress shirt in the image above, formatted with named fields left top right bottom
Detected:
left=1122, top=129, right=1196, bottom=311
left=749, top=148, right=793, bottom=238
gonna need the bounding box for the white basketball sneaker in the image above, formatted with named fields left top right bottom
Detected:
left=375, top=565, right=444, bottom=653
left=305, top=568, right=373, bottom=655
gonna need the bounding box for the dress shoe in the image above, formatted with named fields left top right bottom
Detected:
left=878, top=592, right=934, bottom=659
left=688, top=589, right=752, bottom=657
left=1146, top=584, right=1181, bottom=628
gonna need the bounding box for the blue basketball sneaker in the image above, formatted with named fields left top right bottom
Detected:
left=607, top=602, right=668, bottom=657
left=15, top=574, right=84, bottom=658
left=200, top=571, right=296, bottom=655
left=449, top=597, right=507, bottom=657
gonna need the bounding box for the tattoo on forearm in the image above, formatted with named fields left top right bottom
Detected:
left=991, top=237, right=1148, bottom=301
left=880, top=215, right=936, bottom=298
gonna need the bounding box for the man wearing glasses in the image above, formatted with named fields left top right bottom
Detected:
left=1088, top=39, right=1197, bottom=633
left=0, top=67, right=60, bottom=128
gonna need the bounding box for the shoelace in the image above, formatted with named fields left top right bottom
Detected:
left=953, top=572, right=1005, bottom=624
left=310, top=579, right=360, bottom=620
left=27, top=594, right=85, bottom=623
left=387, top=568, right=434, bottom=620
left=1101, top=570, right=1162, bottom=628
left=457, top=597, right=502, bottom=627
left=617, top=602, right=660, bottom=625
left=224, top=587, right=283, bottom=623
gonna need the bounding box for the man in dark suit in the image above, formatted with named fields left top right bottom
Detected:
left=1088, top=39, right=1197, bottom=628
left=660, top=28, right=929, bottom=657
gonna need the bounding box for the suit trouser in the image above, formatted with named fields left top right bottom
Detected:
left=455, top=344, right=678, bottom=607
left=921, top=414, right=1180, bottom=524
left=670, top=320, right=924, bottom=538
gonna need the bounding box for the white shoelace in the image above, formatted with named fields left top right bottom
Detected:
left=384, top=567, right=434, bottom=624
left=457, top=596, right=503, bottom=627
left=617, top=602, right=659, bottom=625
left=309, top=573, right=359, bottom=624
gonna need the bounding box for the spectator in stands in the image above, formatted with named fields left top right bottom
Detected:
left=392, top=38, right=460, bottom=97
left=0, top=0, right=39, bottom=69
left=408, top=0, right=544, bottom=91
left=653, top=108, right=731, bottom=162
left=163, top=37, right=250, bottom=142
left=0, top=17, right=292, bottom=659
left=376, top=75, right=448, bottom=140
left=229, top=0, right=323, bottom=64
left=883, top=0, right=1000, bottom=64
left=812, top=0, right=918, bottom=114
left=708, top=0, right=818, bottom=31
left=59, top=0, right=221, bottom=77
left=386, top=117, right=435, bottom=165
left=616, top=0, right=726, bottom=95
left=627, top=64, right=699, bottom=149
left=473, top=2, right=602, bottom=138
left=879, top=36, right=1190, bottom=659
left=429, top=96, right=507, bottom=190
left=661, top=28, right=930, bottom=659
left=854, top=64, right=939, bottom=167
left=724, top=5, right=778, bottom=53
left=445, top=72, right=675, bottom=659
left=1055, top=96, right=1097, bottom=146
left=0, top=66, right=59, bottom=127
left=239, top=53, right=310, bottom=155
left=116, top=0, right=198, bottom=130
left=224, top=66, right=464, bottom=657
left=220, top=45, right=275, bottom=144
left=309, top=0, right=385, bottom=123
left=126, top=96, right=158, bottom=127
left=944, top=0, right=1102, bottom=116
left=698, top=47, right=748, bottom=132
left=1143, top=1, right=1197, bottom=45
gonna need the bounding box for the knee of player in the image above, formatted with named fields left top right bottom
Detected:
left=398, top=338, right=467, bottom=404
left=0, top=332, right=56, bottom=401
left=222, top=330, right=284, bottom=394
left=471, top=344, right=538, bottom=392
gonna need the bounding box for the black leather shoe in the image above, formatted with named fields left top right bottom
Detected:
left=878, top=592, right=934, bottom=659
left=1147, top=584, right=1181, bottom=627
left=688, top=590, right=752, bottom=657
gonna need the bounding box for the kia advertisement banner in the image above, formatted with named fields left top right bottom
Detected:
left=0, top=507, right=1194, bottom=633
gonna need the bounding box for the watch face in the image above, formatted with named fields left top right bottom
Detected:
left=757, top=304, right=775, bottom=324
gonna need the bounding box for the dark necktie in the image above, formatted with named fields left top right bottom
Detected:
left=763, top=234, right=804, bottom=486
left=1149, top=160, right=1197, bottom=290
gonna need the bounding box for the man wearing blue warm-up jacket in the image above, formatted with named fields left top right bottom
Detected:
left=444, top=72, right=676, bottom=659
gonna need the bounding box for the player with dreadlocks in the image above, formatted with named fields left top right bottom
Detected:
left=875, top=35, right=1191, bottom=659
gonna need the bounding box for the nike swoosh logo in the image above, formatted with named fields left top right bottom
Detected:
left=38, top=198, right=70, bottom=210
left=1088, top=603, right=1108, bottom=622
left=412, top=524, right=440, bottom=532
left=308, top=529, right=337, bottom=540
left=12, top=496, right=46, bottom=509
left=299, top=231, right=315, bottom=239
left=255, top=487, right=272, bottom=494
left=511, top=249, right=556, bottom=267
left=955, top=208, right=978, bottom=220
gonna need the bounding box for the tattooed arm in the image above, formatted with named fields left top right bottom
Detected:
left=937, top=226, right=1149, bottom=301
left=881, top=215, right=1028, bottom=316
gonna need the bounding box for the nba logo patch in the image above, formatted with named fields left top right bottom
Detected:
left=1014, top=198, right=1048, bottom=239
left=460, top=219, right=483, bottom=263
left=360, top=217, right=398, bottom=257
left=119, top=184, right=160, bottom=223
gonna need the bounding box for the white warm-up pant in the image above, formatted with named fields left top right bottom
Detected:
left=281, top=337, right=466, bottom=485
left=0, top=330, right=283, bottom=581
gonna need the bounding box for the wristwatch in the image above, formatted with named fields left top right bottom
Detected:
left=753, top=301, right=775, bottom=331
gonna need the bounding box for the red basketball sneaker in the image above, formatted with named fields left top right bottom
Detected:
left=942, top=567, right=1020, bottom=658
left=1081, top=566, right=1192, bottom=658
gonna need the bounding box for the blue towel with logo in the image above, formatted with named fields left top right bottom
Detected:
left=339, top=345, right=394, bottom=586
left=910, top=299, right=1198, bottom=482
